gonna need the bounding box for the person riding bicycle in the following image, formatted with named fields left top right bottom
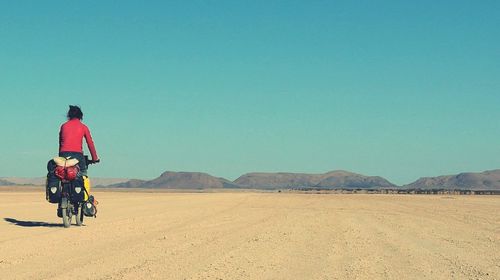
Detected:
left=59, top=105, right=100, bottom=174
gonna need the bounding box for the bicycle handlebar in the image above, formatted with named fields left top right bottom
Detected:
left=84, top=156, right=100, bottom=166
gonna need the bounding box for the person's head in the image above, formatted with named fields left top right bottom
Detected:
left=67, top=105, right=83, bottom=120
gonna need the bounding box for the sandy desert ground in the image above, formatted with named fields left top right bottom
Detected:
left=0, top=188, right=499, bottom=280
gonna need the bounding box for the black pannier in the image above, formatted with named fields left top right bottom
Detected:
left=46, top=175, right=62, bottom=203
left=46, top=160, right=61, bottom=203
left=70, top=175, right=86, bottom=202
left=83, top=195, right=97, bottom=217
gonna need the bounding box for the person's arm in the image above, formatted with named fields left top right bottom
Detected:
left=84, top=125, right=99, bottom=161
left=59, top=129, right=62, bottom=150
left=59, top=125, right=64, bottom=151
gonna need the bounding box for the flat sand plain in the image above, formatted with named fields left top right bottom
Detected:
left=0, top=188, right=499, bottom=280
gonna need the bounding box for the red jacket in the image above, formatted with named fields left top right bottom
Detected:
left=59, top=119, right=99, bottom=160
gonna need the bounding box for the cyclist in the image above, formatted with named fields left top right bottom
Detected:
left=59, top=105, right=100, bottom=174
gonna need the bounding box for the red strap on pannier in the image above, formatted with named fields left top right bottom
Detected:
left=55, top=165, right=80, bottom=181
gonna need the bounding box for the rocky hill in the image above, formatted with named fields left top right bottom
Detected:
left=234, top=170, right=396, bottom=189
left=112, top=171, right=235, bottom=189
left=234, top=172, right=319, bottom=189
left=107, top=179, right=148, bottom=188
left=315, top=171, right=396, bottom=189
left=0, top=179, right=15, bottom=186
left=0, top=177, right=45, bottom=185
left=405, top=170, right=500, bottom=190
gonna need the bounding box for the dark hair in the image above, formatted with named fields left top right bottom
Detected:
left=67, top=105, right=83, bottom=120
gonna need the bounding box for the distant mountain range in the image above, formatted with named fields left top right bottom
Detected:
left=2, top=169, right=499, bottom=190
left=0, top=178, right=15, bottom=186
left=109, top=169, right=499, bottom=190
left=403, top=170, right=500, bottom=190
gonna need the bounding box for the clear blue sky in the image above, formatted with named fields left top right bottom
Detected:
left=1, top=1, right=499, bottom=185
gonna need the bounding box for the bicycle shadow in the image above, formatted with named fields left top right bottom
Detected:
left=4, top=218, right=64, bottom=228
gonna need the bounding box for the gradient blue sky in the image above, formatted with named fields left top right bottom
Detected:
left=1, top=1, right=499, bottom=185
